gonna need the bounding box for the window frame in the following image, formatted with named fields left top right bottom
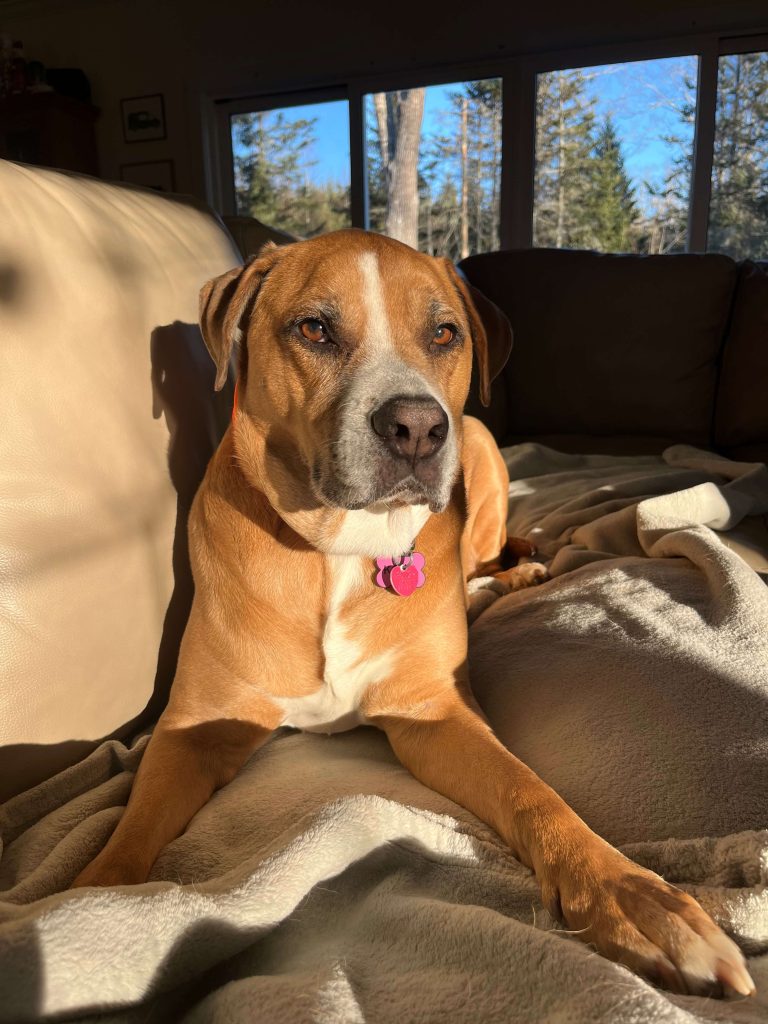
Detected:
left=206, top=27, right=768, bottom=257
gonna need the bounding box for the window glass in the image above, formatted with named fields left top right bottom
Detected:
left=708, top=51, right=768, bottom=260
left=365, top=79, right=502, bottom=259
left=231, top=100, right=350, bottom=238
left=533, top=57, right=698, bottom=254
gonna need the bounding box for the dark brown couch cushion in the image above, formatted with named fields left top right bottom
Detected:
left=500, top=433, right=679, bottom=457
left=460, top=249, right=738, bottom=447
left=722, top=443, right=768, bottom=464
left=714, top=261, right=768, bottom=450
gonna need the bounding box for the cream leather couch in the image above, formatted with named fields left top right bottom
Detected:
left=0, top=160, right=241, bottom=800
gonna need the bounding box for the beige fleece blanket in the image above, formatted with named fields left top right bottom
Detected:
left=1, top=444, right=767, bottom=1022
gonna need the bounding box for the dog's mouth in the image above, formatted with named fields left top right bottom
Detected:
left=310, top=463, right=450, bottom=514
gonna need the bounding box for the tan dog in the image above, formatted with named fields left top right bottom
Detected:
left=73, top=230, right=754, bottom=998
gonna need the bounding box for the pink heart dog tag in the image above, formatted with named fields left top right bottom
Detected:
left=389, top=562, right=420, bottom=596
left=374, top=552, right=426, bottom=597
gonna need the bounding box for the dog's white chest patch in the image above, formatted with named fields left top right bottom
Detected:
left=277, top=555, right=395, bottom=734
left=329, top=503, right=431, bottom=559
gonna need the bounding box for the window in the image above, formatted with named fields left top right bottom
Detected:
left=364, top=79, right=502, bottom=259
left=708, top=50, right=768, bottom=260
left=216, top=33, right=768, bottom=263
left=231, top=99, right=351, bottom=238
left=533, top=57, right=698, bottom=254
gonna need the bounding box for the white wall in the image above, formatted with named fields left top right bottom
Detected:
left=2, top=0, right=767, bottom=204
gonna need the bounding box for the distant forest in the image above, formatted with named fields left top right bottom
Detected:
left=232, top=53, right=768, bottom=260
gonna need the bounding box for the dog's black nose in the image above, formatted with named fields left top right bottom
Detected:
left=371, top=395, right=449, bottom=462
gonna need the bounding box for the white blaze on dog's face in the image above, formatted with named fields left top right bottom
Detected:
left=199, top=229, right=509, bottom=515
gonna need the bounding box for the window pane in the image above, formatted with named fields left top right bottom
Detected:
left=231, top=100, right=350, bottom=238
left=533, top=57, right=698, bottom=254
left=708, top=51, right=768, bottom=260
left=365, top=79, right=502, bottom=259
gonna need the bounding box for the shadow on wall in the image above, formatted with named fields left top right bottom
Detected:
left=0, top=322, right=233, bottom=803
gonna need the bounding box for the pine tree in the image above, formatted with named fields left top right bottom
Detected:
left=647, top=52, right=768, bottom=258
left=585, top=116, right=637, bottom=251
left=418, top=80, right=501, bottom=260
left=642, top=70, right=697, bottom=254
left=233, top=111, right=350, bottom=238
left=429, top=179, right=461, bottom=258
left=462, top=79, right=502, bottom=255
left=533, top=70, right=596, bottom=248
left=708, top=51, right=768, bottom=259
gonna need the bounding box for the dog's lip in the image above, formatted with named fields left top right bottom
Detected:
left=311, top=473, right=435, bottom=512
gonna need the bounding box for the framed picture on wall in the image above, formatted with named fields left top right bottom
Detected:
left=121, top=94, right=166, bottom=143
left=119, top=159, right=176, bottom=193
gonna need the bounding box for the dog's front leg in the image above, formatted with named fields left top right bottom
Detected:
left=366, top=686, right=754, bottom=997
left=71, top=712, right=276, bottom=888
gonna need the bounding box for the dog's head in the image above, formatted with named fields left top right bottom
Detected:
left=200, top=229, right=511, bottom=514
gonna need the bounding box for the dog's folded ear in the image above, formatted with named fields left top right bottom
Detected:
left=199, top=242, right=281, bottom=391
left=441, top=261, right=513, bottom=408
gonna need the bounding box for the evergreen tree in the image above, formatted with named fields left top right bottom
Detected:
left=647, top=52, right=768, bottom=258
left=428, top=179, right=462, bottom=258
left=708, top=51, right=768, bottom=259
left=533, top=70, right=596, bottom=248
left=585, top=116, right=637, bottom=251
left=642, top=70, right=697, bottom=254
left=233, top=111, right=350, bottom=238
left=461, top=79, right=502, bottom=255
left=417, top=80, right=501, bottom=260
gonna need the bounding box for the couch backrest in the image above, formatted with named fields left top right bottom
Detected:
left=222, top=214, right=297, bottom=259
left=460, top=249, right=738, bottom=450
left=714, top=260, right=768, bottom=460
left=0, top=161, right=241, bottom=800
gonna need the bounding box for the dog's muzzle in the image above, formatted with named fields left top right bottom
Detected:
left=311, top=362, right=459, bottom=513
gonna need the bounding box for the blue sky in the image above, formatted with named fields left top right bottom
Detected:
left=232, top=56, right=697, bottom=215
left=584, top=56, right=696, bottom=205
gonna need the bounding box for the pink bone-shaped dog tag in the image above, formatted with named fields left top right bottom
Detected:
left=375, top=552, right=426, bottom=597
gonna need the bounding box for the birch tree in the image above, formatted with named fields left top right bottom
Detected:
left=373, top=89, right=426, bottom=248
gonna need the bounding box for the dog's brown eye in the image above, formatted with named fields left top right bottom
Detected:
left=299, top=319, right=328, bottom=343
left=433, top=324, right=456, bottom=346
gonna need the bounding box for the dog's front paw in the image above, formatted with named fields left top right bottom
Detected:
left=494, top=562, right=549, bottom=591
left=541, top=847, right=755, bottom=997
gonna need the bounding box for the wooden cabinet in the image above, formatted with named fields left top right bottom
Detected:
left=0, top=93, right=99, bottom=174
